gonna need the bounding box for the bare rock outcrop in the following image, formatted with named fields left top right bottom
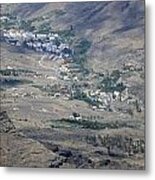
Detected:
left=0, top=111, right=15, bottom=133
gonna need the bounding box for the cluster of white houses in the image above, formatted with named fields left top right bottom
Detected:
left=1, top=29, right=73, bottom=59
left=0, top=25, right=144, bottom=113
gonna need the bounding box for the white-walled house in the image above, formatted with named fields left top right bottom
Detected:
left=36, top=33, right=47, bottom=40
left=2, top=28, right=73, bottom=61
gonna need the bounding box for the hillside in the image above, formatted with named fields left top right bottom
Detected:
left=1, top=0, right=144, bottom=108
left=0, top=1, right=145, bottom=169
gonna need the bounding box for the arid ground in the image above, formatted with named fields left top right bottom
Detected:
left=0, top=1, right=145, bottom=169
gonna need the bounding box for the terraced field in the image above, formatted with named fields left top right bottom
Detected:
left=0, top=1, right=145, bottom=169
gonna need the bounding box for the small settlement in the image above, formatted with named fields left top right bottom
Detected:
left=0, top=15, right=144, bottom=115
left=1, top=28, right=73, bottom=60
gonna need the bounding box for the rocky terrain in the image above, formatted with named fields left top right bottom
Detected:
left=0, top=1, right=145, bottom=169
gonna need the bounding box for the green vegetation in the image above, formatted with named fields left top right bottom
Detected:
left=98, top=134, right=145, bottom=154
left=100, top=70, right=126, bottom=93
left=36, top=22, right=52, bottom=34
left=29, top=10, right=66, bottom=32
left=0, top=78, right=33, bottom=87
left=0, top=15, right=35, bottom=31
left=0, top=20, right=15, bottom=30
left=85, top=134, right=145, bottom=155
left=0, top=69, right=18, bottom=76
left=50, top=118, right=105, bottom=130
left=73, top=38, right=91, bottom=66
left=0, top=69, right=34, bottom=76
left=19, top=20, right=35, bottom=32
left=71, top=89, right=100, bottom=107
left=32, top=84, right=59, bottom=95
left=50, top=118, right=139, bottom=130
left=111, top=70, right=121, bottom=82
left=60, top=119, right=105, bottom=130
left=74, top=38, right=91, bottom=55
left=58, top=29, right=75, bottom=43
left=0, top=14, right=17, bottom=29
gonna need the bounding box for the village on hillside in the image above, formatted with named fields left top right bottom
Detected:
left=1, top=16, right=73, bottom=59
left=0, top=14, right=144, bottom=116
left=0, top=2, right=145, bottom=169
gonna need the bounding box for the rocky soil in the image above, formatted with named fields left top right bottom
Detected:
left=0, top=1, right=145, bottom=169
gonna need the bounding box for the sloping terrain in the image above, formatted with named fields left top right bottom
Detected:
left=0, top=1, right=145, bottom=169
left=1, top=1, right=144, bottom=100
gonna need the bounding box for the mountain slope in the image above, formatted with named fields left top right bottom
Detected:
left=2, top=1, right=144, bottom=68
left=0, top=1, right=145, bottom=169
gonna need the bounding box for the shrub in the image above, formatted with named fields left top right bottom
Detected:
left=72, top=38, right=91, bottom=66
left=101, top=70, right=126, bottom=93
left=74, top=38, right=91, bottom=55
left=0, top=78, right=33, bottom=87
left=37, top=23, right=52, bottom=34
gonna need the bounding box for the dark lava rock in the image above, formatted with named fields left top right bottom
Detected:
left=40, top=142, right=59, bottom=152
left=58, top=149, right=72, bottom=158
left=50, top=145, right=59, bottom=152
left=49, top=159, right=63, bottom=168
left=49, top=157, right=67, bottom=168
left=0, top=111, right=15, bottom=133
left=103, top=159, right=111, bottom=166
